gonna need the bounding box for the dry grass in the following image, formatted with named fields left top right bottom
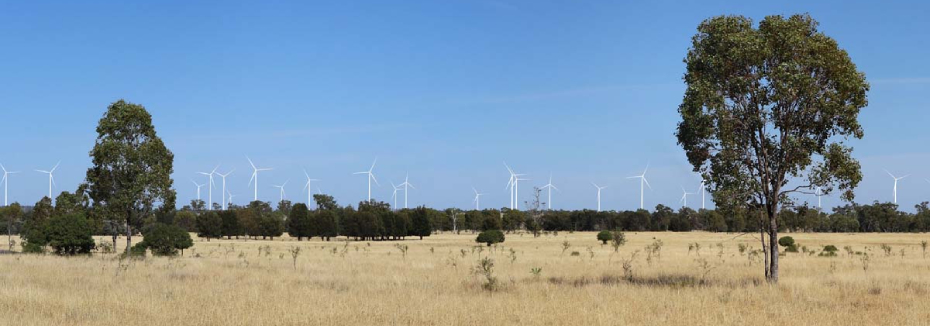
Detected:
left=2, top=231, right=930, bottom=325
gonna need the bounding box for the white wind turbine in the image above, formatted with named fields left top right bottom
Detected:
left=391, top=182, right=401, bottom=211
left=814, top=186, right=823, bottom=209
left=197, top=166, right=218, bottom=210
left=35, top=161, right=60, bottom=201
left=885, top=170, right=908, bottom=204
left=1, top=164, right=20, bottom=206
left=504, top=163, right=528, bottom=210
left=353, top=158, right=379, bottom=202
left=540, top=174, right=559, bottom=210
left=627, top=163, right=652, bottom=210
left=679, top=186, right=694, bottom=208
left=216, top=169, right=234, bottom=210
left=302, top=169, right=319, bottom=205
left=472, top=187, right=484, bottom=210
left=592, top=183, right=608, bottom=212
left=699, top=179, right=707, bottom=210
left=273, top=181, right=289, bottom=202
left=400, top=173, right=415, bottom=209
left=191, top=180, right=206, bottom=202
left=247, top=157, right=273, bottom=202
left=227, top=190, right=236, bottom=207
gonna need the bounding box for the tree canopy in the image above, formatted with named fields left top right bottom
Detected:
left=676, top=14, right=869, bottom=282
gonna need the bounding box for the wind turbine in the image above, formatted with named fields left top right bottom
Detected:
left=302, top=169, right=319, bottom=205
left=391, top=182, right=401, bottom=210
left=35, top=161, right=60, bottom=201
left=273, top=180, right=289, bottom=202
left=504, top=162, right=528, bottom=210
left=472, top=187, right=484, bottom=210
left=814, top=186, right=823, bottom=209
left=197, top=166, right=219, bottom=210
left=191, top=180, right=206, bottom=202
left=592, top=183, right=608, bottom=212
left=885, top=170, right=908, bottom=204
left=227, top=190, right=236, bottom=207
left=353, top=158, right=380, bottom=202
left=540, top=174, right=559, bottom=210
left=216, top=169, right=234, bottom=210
left=247, top=157, right=273, bottom=202
left=504, top=163, right=516, bottom=209
left=699, top=179, right=707, bottom=210
left=1, top=164, right=19, bottom=206
left=626, top=163, right=652, bottom=210
left=400, top=173, right=415, bottom=209
left=679, top=186, right=694, bottom=208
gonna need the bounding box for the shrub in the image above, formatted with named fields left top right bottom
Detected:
left=819, top=245, right=839, bottom=257
left=597, top=230, right=612, bottom=244
left=785, top=244, right=799, bottom=253
left=778, top=236, right=795, bottom=248
left=22, top=242, right=45, bottom=254
left=610, top=230, right=627, bottom=252
left=140, top=223, right=194, bottom=256
left=129, top=242, right=148, bottom=258
left=45, top=213, right=95, bottom=255
left=476, top=229, right=505, bottom=246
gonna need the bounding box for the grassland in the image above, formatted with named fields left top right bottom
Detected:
left=1, top=231, right=930, bottom=326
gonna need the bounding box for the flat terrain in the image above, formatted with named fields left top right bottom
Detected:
left=2, top=232, right=930, bottom=326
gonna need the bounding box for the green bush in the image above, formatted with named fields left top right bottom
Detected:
left=476, top=229, right=505, bottom=246
left=785, top=244, right=799, bottom=253
left=22, top=242, right=45, bottom=254
left=778, top=236, right=795, bottom=248
left=128, top=242, right=148, bottom=258
left=597, top=230, right=612, bottom=244
left=140, top=223, right=194, bottom=256
left=45, top=213, right=95, bottom=255
left=819, top=245, right=839, bottom=257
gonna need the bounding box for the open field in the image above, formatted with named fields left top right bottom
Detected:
left=2, top=232, right=930, bottom=326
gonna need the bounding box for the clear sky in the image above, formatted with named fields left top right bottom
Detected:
left=1, top=1, right=929, bottom=211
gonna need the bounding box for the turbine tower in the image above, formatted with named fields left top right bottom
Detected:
left=679, top=186, right=694, bottom=208
left=197, top=166, right=218, bottom=210
left=216, top=169, right=234, bottom=210
left=353, top=158, right=379, bottom=202
left=885, top=170, right=908, bottom=204
left=400, top=173, right=415, bottom=209
left=814, top=186, right=823, bottom=209
left=699, top=179, right=706, bottom=210
left=247, top=157, right=273, bottom=202
left=227, top=190, right=236, bottom=207
left=472, top=187, right=484, bottom=210
left=503, top=163, right=528, bottom=210
left=1, top=164, right=20, bottom=206
left=626, top=163, right=652, bottom=210
left=391, top=182, right=402, bottom=211
left=273, top=180, right=289, bottom=202
left=592, top=183, right=607, bottom=212
left=191, top=180, right=206, bottom=201
left=540, top=174, right=559, bottom=210
left=302, top=169, right=319, bottom=205
left=35, top=161, right=60, bottom=201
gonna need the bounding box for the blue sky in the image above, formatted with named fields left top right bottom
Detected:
left=1, top=1, right=929, bottom=211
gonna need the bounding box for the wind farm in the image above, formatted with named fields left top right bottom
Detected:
left=2, top=2, right=930, bottom=326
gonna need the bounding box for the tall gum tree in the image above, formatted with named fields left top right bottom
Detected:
left=86, top=100, right=176, bottom=252
left=676, top=14, right=868, bottom=283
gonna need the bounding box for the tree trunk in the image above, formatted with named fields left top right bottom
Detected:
left=768, top=217, right=779, bottom=283
left=125, top=218, right=132, bottom=253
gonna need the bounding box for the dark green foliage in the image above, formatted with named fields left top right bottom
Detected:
left=410, top=206, right=432, bottom=240
left=45, top=213, right=96, bottom=255
left=174, top=210, right=197, bottom=232
left=259, top=214, right=285, bottom=240
left=778, top=236, right=795, bottom=248
left=597, top=230, right=612, bottom=244
left=219, top=210, right=242, bottom=239
left=22, top=197, right=53, bottom=248
left=287, top=203, right=312, bottom=240
left=140, top=223, right=193, bottom=256
left=129, top=242, right=148, bottom=258
left=819, top=245, right=839, bottom=257
left=196, top=211, right=223, bottom=240
left=314, top=210, right=339, bottom=241
left=86, top=100, right=176, bottom=253
left=476, top=229, right=505, bottom=246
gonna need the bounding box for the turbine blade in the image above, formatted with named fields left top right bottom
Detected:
left=247, top=156, right=256, bottom=169
left=643, top=177, right=652, bottom=190
left=370, top=173, right=380, bottom=186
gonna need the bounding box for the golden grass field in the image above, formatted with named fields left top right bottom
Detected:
left=2, top=231, right=930, bottom=326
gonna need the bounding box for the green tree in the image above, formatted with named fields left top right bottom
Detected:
left=195, top=211, right=223, bottom=240
left=410, top=206, right=432, bottom=240
left=287, top=203, right=312, bottom=240
left=85, top=100, right=176, bottom=253
left=140, top=223, right=193, bottom=256
left=476, top=229, right=505, bottom=246
left=174, top=210, right=197, bottom=232
left=2, top=203, right=23, bottom=251
left=676, top=14, right=868, bottom=283
left=22, top=196, right=54, bottom=250
left=45, top=213, right=96, bottom=255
